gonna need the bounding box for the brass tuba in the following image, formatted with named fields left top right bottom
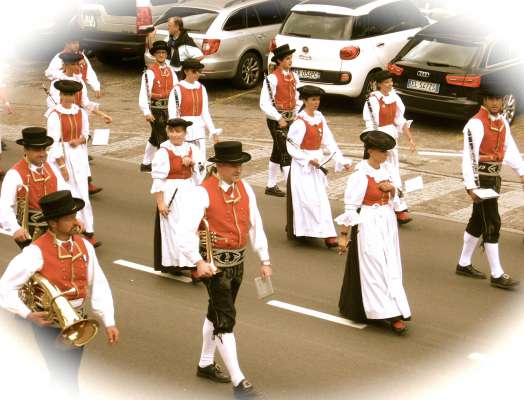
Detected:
left=199, top=217, right=218, bottom=274
left=19, top=273, right=99, bottom=347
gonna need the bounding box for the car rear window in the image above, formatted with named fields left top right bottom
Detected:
left=281, top=11, right=353, bottom=40
left=155, top=7, right=219, bottom=33
left=400, top=38, right=480, bottom=69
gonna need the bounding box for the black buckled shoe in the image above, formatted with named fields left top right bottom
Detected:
left=140, top=163, right=152, bottom=172
left=491, top=273, right=520, bottom=289
left=234, top=380, right=259, bottom=399
left=456, top=264, right=487, bottom=279
left=196, top=363, right=231, bottom=383
left=265, top=185, right=285, bottom=197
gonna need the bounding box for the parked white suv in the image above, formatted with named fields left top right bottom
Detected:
left=271, top=0, right=431, bottom=104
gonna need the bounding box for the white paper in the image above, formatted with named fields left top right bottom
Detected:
left=405, top=119, right=413, bottom=128
left=473, top=188, right=500, bottom=199
left=254, top=276, right=274, bottom=299
left=404, top=176, right=423, bottom=193
left=91, top=129, right=110, bottom=146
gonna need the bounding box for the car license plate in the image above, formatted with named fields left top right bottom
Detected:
left=294, top=68, right=321, bottom=81
left=407, top=79, right=440, bottom=94
left=82, top=14, right=97, bottom=29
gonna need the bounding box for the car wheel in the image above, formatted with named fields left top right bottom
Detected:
left=95, top=51, right=123, bottom=65
left=356, top=71, right=377, bottom=110
left=232, top=52, right=262, bottom=90
left=503, top=94, right=517, bottom=125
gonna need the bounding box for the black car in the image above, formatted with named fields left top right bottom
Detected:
left=387, top=15, right=524, bottom=124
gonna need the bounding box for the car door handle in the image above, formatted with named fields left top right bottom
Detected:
left=376, top=42, right=385, bottom=47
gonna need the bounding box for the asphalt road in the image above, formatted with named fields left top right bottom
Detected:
left=1, top=144, right=523, bottom=400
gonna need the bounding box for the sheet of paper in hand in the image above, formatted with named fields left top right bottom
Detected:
left=404, top=176, right=423, bottom=193
left=473, top=188, right=500, bottom=200
left=254, top=276, right=274, bottom=299
left=92, top=129, right=110, bottom=146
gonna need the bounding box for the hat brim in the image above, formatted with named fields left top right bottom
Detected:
left=360, top=131, right=396, bottom=151
left=151, top=47, right=168, bottom=55
left=182, top=63, right=205, bottom=71
left=167, top=121, right=193, bottom=128
left=207, top=152, right=252, bottom=164
left=271, top=49, right=295, bottom=63
left=36, top=198, right=85, bottom=222
left=16, top=137, right=54, bottom=147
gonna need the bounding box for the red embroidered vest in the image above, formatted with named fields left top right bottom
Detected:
left=13, top=160, right=58, bottom=210
left=474, top=108, right=506, bottom=162
left=273, top=68, right=296, bottom=111
left=201, top=175, right=251, bottom=249
left=372, top=94, right=396, bottom=126
left=178, top=84, right=203, bottom=116
left=298, top=116, right=323, bottom=150
left=362, top=176, right=390, bottom=206
left=149, top=63, right=174, bottom=100
left=34, top=232, right=89, bottom=301
left=165, top=147, right=193, bottom=179
left=52, top=109, right=83, bottom=142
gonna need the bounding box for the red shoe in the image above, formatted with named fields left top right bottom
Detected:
left=88, top=182, right=103, bottom=196
left=85, top=234, right=102, bottom=248
left=324, top=237, right=338, bottom=248
left=391, top=320, right=408, bottom=335
left=396, top=211, right=412, bottom=225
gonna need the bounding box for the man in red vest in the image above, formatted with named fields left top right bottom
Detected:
left=456, top=80, right=524, bottom=289
left=139, top=40, right=178, bottom=172
left=0, top=190, right=119, bottom=397
left=176, top=141, right=272, bottom=398
left=0, top=127, right=72, bottom=248
left=260, top=44, right=302, bottom=197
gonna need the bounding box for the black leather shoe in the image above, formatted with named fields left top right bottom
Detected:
left=140, top=163, right=152, bottom=172
left=456, top=264, right=486, bottom=279
left=234, top=380, right=258, bottom=399
left=491, top=273, right=520, bottom=289
left=265, top=185, right=285, bottom=197
left=196, top=363, right=231, bottom=383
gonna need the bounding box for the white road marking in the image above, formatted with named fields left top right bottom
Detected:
left=113, top=259, right=192, bottom=283
left=468, top=352, right=489, bottom=362
left=418, top=150, right=463, bottom=158
left=406, top=177, right=464, bottom=205
left=267, top=300, right=367, bottom=329
left=449, top=190, right=524, bottom=221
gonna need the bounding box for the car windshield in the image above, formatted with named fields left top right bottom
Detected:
left=155, top=7, right=219, bottom=33
left=281, top=11, right=353, bottom=40
left=401, top=38, right=480, bottom=69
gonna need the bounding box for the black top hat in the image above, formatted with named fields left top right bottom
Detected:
left=54, top=79, right=83, bottom=94
left=271, top=44, right=295, bottom=63
left=166, top=118, right=193, bottom=128
left=37, top=190, right=85, bottom=222
left=298, top=85, right=325, bottom=99
left=181, top=58, right=205, bottom=71
left=373, top=70, right=393, bottom=83
left=150, top=40, right=169, bottom=55
left=16, top=127, right=54, bottom=148
left=479, top=78, right=509, bottom=98
left=208, top=141, right=251, bottom=164
left=59, top=52, right=83, bottom=64
left=360, top=130, right=396, bottom=151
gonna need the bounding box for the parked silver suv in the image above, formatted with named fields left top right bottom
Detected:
left=145, top=0, right=302, bottom=89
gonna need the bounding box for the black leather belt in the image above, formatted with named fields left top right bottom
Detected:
left=478, top=162, right=502, bottom=176
left=151, top=99, right=169, bottom=108
left=278, top=110, right=295, bottom=121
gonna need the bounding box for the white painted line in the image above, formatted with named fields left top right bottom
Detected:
left=449, top=190, right=524, bottom=222
left=113, top=259, right=192, bottom=283
left=267, top=300, right=367, bottom=329
left=468, top=352, right=489, bottom=362
left=406, top=177, right=464, bottom=206
left=418, top=150, right=463, bottom=158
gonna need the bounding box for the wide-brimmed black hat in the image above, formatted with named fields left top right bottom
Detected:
left=37, top=190, right=85, bottom=222
left=54, top=79, right=83, bottom=94
left=208, top=141, right=251, bottom=164
left=16, top=127, right=54, bottom=147
left=150, top=40, right=169, bottom=55
left=298, top=85, right=325, bottom=99
left=360, top=130, right=396, bottom=151
left=373, top=70, right=393, bottom=83
left=59, top=52, right=83, bottom=64
left=166, top=118, right=193, bottom=128
left=181, top=58, right=205, bottom=71
left=479, top=78, right=509, bottom=98
left=271, top=44, right=295, bottom=63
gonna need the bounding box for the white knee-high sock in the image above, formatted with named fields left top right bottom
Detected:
left=282, top=165, right=290, bottom=184
left=458, top=232, right=480, bottom=267
left=267, top=161, right=280, bottom=187
left=484, top=243, right=504, bottom=278
left=198, top=319, right=216, bottom=368
left=215, top=333, right=245, bottom=386
left=142, top=142, right=157, bottom=165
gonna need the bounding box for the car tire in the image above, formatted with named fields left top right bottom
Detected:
left=503, top=94, right=517, bottom=125
left=356, top=71, right=378, bottom=110
left=232, top=51, right=262, bottom=90
left=95, top=51, right=123, bottom=65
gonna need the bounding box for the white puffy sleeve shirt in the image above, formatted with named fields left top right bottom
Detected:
left=46, top=105, right=90, bottom=162
left=363, top=90, right=407, bottom=132
left=259, top=71, right=302, bottom=121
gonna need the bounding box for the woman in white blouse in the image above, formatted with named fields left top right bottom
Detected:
left=337, top=130, right=411, bottom=335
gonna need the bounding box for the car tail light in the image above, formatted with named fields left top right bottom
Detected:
left=202, top=39, right=221, bottom=56
left=340, top=46, right=360, bottom=60
left=387, top=63, right=404, bottom=76
left=269, top=37, right=277, bottom=52
left=446, top=74, right=481, bottom=88
left=136, top=0, right=153, bottom=35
